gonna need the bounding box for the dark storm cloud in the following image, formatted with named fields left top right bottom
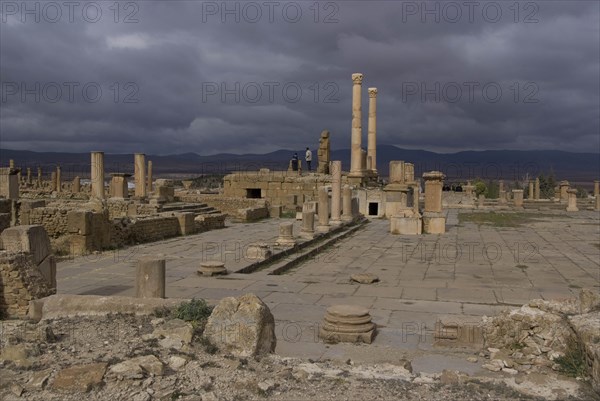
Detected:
left=0, top=0, right=598, bottom=155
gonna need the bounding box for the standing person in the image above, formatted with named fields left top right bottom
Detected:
left=305, top=147, right=312, bottom=171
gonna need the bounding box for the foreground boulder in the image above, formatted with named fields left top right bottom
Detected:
left=203, top=293, right=276, bottom=357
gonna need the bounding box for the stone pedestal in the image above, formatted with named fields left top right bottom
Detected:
left=499, top=190, right=507, bottom=204
left=110, top=173, right=131, bottom=199
left=367, top=87, right=377, bottom=174
left=566, top=189, right=578, bottom=212
left=319, top=305, right=375, bottom=344
left=330, top=161, right=342, bottom=225
left=423, top=171, right=444, bottom=213
left=405, top=163, right=415, bottom=183
left=245, top=242, right=272, bottom=261
left=528, top=180, right=534, bottom=200
left=513, top=189, right=524, bottom=208
left=275, top=222, right=295, bottom=246
left=269, top=205, right=282, bottom=218
left=535, top=178, right=540, bottom=200
left=348, top=73, right=365, bottom=182
left=389, top=161, right=405, bottom=184
left=134, top=153, right=147, bottom=198
left=301, top=211, right=315, bottom=239
left=316, top=186, right=330, bottom=233
left=198, top=261, right=227, bottom=276
left=136, top=257, right=165, bottom=298
left=422, top=212, right=446, bottom=234
left=90, top=151, right=105, bottom=199
left=341, top=185, right=353, bottom=222
left=390, top=216, right=422, bottom=235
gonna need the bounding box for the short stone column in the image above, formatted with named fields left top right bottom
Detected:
left=9, top=159, right=14, bottom=169
left=528, top=180, right=534, bottom=200
left=535, top=178, right=540, bottom=200
left=316, top=186, right=330, bottom=233
left=367, top=87, right=378, bottom=174
left=72, top=176, right=80, bottom=193
left=559, top=181, right=570, bottom=202
left=301, top=211, right=315, bottom=239
left=111, top=173, right=131, bottom=199
left=90, top=151, right=105, bottom=199
left=478, top=194, right=485, bottom=208
left=566, top=189, right=578, bottom=212
left=56, top=166, right=61, bottom=193
left=275, top=222, right=295, bottom=246
left=349, top=73, right=364, bottom=180
left=594, top=180, right=600, bottom=198
left=412, top=185, right=420, bottom=215
left=26, top=168, right=32, bottom=185
left=330, top=161, right=342, bottom=225
left=136, top=257, right=165, bottom=298
left=498, top=180, right=506, bottom=204
left=513, top=189, right=524, bottom=208
left=341, top=185, right=353, bottom=222
left=37, top=167, right=42, bottom=187
left=422, top=171, right=445, bottom=234
left=50, top=171, right=57, bottom=192
left=147, top=160, right=153, bottom=193
left=134, top=153, right=147, bottom=198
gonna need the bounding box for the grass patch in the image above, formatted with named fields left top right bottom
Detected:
left=458, top=212, right=559, bottom=228
left=554, top=338, right=587, bottom=378
left=516, top=264, right=528, bottom=269
left=280, top=210, right=297, bottom=219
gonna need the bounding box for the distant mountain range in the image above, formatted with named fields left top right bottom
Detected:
left=1, top=146, right=598, bottom=183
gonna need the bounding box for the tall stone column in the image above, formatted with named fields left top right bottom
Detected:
left=498, top=179, right=506, bottom=204
left=147, top=160, right=153, bottom=193
left=134, top=153, right=146, bottom=198
left=349, top=73, right=364, bottom=179
left=367, top=87, right=377, bottom=174
left=535, top=178, right=540, bottom=200
left=90, top=151, right=105, bottom=199
left=56, top=166, right=61, bottom=193
left=316, top=186, right=330, bottom=233
left=37, top=167, right=42, bottom=188
left=594, top=180, right=600, bottom=197
left=341, top=185, right=353, bottom=222
left=412, top=185, right=420, bottom=215
left=528, top=180, right=533, bottom=200
left=330, top=161, right=342, bottom=225
left=50, top=172, right=57, bottom=191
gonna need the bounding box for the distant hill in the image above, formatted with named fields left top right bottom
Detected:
left=1, top=146, right=598, bottom=183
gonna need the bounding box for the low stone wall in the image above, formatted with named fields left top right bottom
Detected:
left=124, top=216, right=180, bottom=244
left=26, top=207, right=69, bottom=238
left=106, top=199, right=160, bottom=219
left=177, top=194, right=268, bottom=221
left=196, top=214, right=226, bottom=232
left=237, top=207, right=269, bottom=221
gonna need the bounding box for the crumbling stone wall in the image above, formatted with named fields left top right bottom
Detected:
left=0, top=252, right=55, bottom=319
left=178, top=194, right=268, bottom=220
left=26, top=207, right=69, bottom=238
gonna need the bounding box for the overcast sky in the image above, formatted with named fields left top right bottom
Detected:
left=1, top=1, right=598, bottom=155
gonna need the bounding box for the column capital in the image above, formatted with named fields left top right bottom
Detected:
left=368, top=87, right=378, bottom=97
left=351, top=73, right=363, bottom=85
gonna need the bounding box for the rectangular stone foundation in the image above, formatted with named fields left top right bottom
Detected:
left=423, top=215, right=446, bottom=234
left=390, top=216, right=422, bottom=235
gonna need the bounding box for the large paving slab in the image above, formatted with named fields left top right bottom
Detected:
left=56, top=209, right=600, bottom=369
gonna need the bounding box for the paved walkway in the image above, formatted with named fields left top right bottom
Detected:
left=57, top=209, right=600, bottom=368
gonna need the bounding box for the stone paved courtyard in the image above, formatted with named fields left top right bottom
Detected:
left=57, top=209, right=600, bottom=370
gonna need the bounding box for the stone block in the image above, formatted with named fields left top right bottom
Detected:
left=37, top=255, right=57, bottom=289
left=51, top=363, right=107, bottom=392
left=19, top=199, right=45, bottom=212
left=269, top=205, right=282, bottom=218
left=67, top=210, right=92, bottom=235
left=423, top=214, right=446, bottom=234
left=175, top=212, right=196, bottom=235
left=1, top=225, right=51, bottom=265
left=390, top=216, right=422, bottom=235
